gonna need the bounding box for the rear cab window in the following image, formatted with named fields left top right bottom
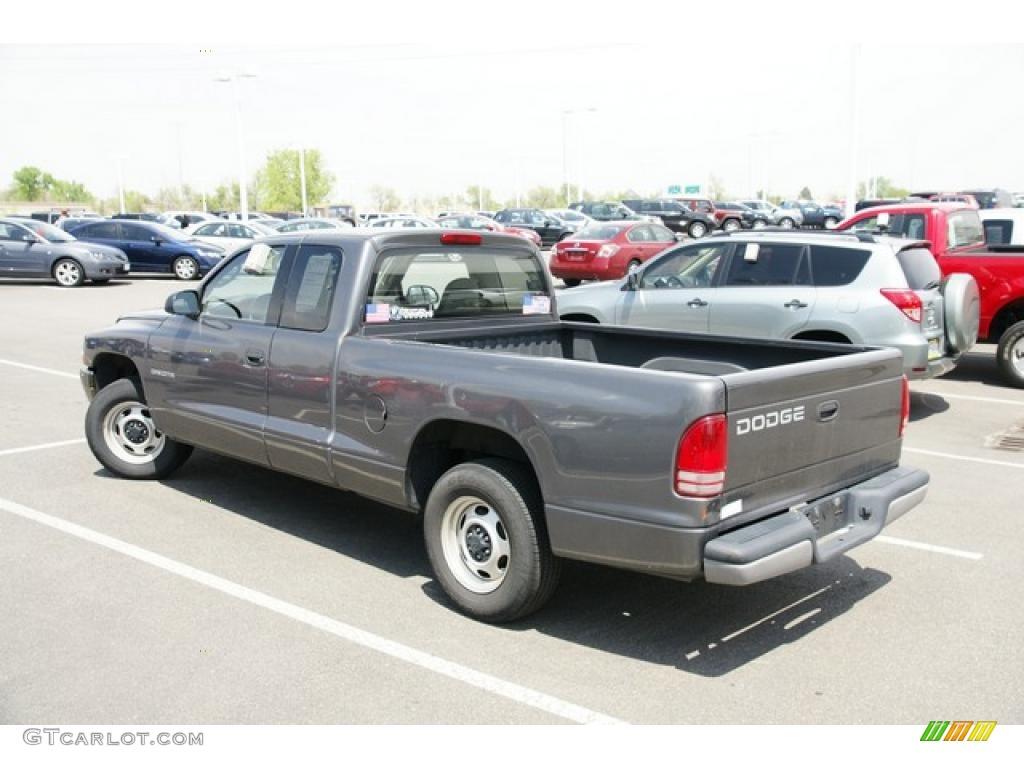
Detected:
left=365, top=247, right=548, bottom=324
left=947, top=211, right=984, bottom=249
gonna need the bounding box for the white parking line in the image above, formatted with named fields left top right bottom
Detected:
left=0, top=438, right=87, bottom=458
left=912, top=390, right=1024, bottom=407
left=874, top=535, right=983, bottom=561
left=904, top=447, right=1024, bottom=470
left=0, top=358, right=78, bottom=380
left=0, top=495, right=624, bottom=726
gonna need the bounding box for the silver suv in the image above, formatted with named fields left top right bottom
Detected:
left=556, top=230, right=980, bottom=379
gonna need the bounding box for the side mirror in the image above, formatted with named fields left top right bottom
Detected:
left=165, top=290, right=200, bottom=318
left=151, top=235, right=163, bottom=245
left=404, top=284, right=440, bottom=306
left=22, top=233, right=40, bottom=243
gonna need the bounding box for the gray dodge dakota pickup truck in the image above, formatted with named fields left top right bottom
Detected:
left=81, top=229, right=929, bottom=622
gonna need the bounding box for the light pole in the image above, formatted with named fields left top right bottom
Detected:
left=215, top=72, right=257, bottom=221
left=845, top=45, right=861, bottom=220
left=114, top=156, right=126, bottom=214
left=561, top=108, right=596, bottom=207
left=298, top=147, right=308, bottom=217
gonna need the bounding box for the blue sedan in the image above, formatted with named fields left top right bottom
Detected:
left=68, top=219, right=224, bottom=280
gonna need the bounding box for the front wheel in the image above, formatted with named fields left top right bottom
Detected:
left=53, top=258, right=84, bottom=287
left=173, top=256, right=200, bottom=280
left=688, top=221, right=707, bottom=238
left=85, top=379, right=193, bottom=479
left=778, top=217, right=796, bottom=229
left=996, top=320, right=1024, bottom=388
left=722, top=218, right=741, bottom=232
left=824, top=216, right=839, bottom=229
left=423, top=459, right=561, bottom=622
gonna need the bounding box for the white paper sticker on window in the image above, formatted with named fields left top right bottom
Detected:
left=523, top=295, right=551, bottom=315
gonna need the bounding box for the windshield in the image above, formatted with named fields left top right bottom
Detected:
left=366, top=248, right=547, bottom=322
left=24, top=220, right=75, bottom=242
left=573, top=225, right=627, bottom=240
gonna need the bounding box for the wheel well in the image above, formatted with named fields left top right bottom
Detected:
left=792, top=330, right=852, bottom=344
left=989, top=299, right=1024, bottom=342
left=406, top=420, right=539, bottom=512
left=559, top=313, right=599, bottom=323
left=92, top=353, right=142, bottom=393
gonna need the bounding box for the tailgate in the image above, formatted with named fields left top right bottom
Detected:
left=720, top=347, right=904, bottom=516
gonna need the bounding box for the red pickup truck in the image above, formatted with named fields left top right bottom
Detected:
left=838, top=203, right=1024, bottom=386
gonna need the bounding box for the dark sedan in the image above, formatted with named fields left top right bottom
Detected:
left=68, top=219, right=224, bottom=280
left=492, top=208, right=573, bottom=247
left=0, top=218, right=129, bottom=286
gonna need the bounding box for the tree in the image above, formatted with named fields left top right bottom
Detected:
left=256, top=149, right=334, bottom=212
left=708, top=174, right=728, bottom=201
left=857, top=176, right=909, bottom=199
left=465, top=185, right=500, bottom=211
left=523, top=186, right=561, bottom=209
left=49, top=179, right=93, bottom=203
left=798, top=186, right=813, bottom=200
left=11, top=166, right=47, bottom=200
left=368, top=185, right=403, bottom=213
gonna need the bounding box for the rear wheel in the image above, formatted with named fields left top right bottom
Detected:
left=423, top=459, right=561, bottom=622
left=561, top=278, right=582, bottom=287
left=723, top=218, right=741, bottom=232
left=688, top=221, right=708, bottom=238
left=824, top=216, right=839, bottom=229
left=92, top=278, right=111, bottom=285
left=85, top=379, right=193, bottom=479
left=53, top=258, right=84, bottom=287
left=778, top=217, right=796, bottom=229
left=996, top=320, right=1024, bottom=388
left=627, top=259, right=643, bottom=274
left=172, top=256, right=199, bottom=280
left=752, top=219, right=767, bottom=229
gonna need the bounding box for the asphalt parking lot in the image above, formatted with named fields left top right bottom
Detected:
left=1, top=276, right=1022, bottom=725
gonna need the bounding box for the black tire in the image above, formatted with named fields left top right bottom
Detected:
left=172, top=256, right=200, bottom=281
left=688, top=221, right=708, bottom=238
left=423, top=458, right=561, bottom=623
left=562, top=278, right=582, bottom=287
left=722, top=218, right=741, bottom=232
left=778, top=217, right=796, bottom=229
left=85, top=379, right=193, bottom=480
left=824, top=216, right=839, bottom=229
left=52, top=258, right=85, bottom=287
left=92, top=278, right=111, bottom=285
left=996, top=320, right=1024, bottom=388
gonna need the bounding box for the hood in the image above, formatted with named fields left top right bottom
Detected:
left=64, top=242, right=128, bottom=260
left=556, top=276, right=625, bottom=302
left=117, top=308, right=170, bottom=323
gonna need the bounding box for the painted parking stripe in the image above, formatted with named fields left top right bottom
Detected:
left=904, top=447, right=1024, bottom=470
left=0, top=438, right=87, bottom=458
left=0, top=496, right=624, bottom=726
left=874, top=535, right=983, bottom=561
left=0, top=359, right=78, bottom=380
left=912, top=391, right=1024, bottom=407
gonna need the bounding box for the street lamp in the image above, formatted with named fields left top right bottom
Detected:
left=113, top=155, right=126, bottom=214
left=561, top=108, right=597, bottom=207
left=298, top=147, right=308, bottom=217
left=214, top=72, right=257, bottom=220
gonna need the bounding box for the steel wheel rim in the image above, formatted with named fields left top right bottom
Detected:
left=780, top=219, right=794, bottom=229
left=55, top=261, right=80, bottom=286
left=1012, top=336, right=1024, bottom=375
left=724, top=220, right=739, bottom=231
left=690, top=223, right=706, bottom=238
left=175, top=258, right=197, bottom=279
left=102, top=400, right=165, bottom=465
left=440, top=495, right=511, bottom=594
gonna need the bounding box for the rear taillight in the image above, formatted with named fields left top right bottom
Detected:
left=674, top=414, right=727, bottom=497
left=881, top=289, right=923, bottom=323
left=899, top=375, right=910, bottom=437
left=596, top=244, right=619, bottom=259
left=440, top=232, right=482, bottom=245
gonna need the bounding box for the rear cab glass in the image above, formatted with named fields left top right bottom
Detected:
left=947, top=211, right=984, bottom=249
left=365, top=247, right=548, bottom=324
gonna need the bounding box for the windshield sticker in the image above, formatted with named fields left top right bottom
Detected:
left=365, top=303, right=391, bottom=323
left=522, top=295, right=551, bottom=315
left=392, top=306, right=434, bottom=321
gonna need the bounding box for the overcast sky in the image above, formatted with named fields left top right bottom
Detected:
left=3, top=5, right=1024, bottom=209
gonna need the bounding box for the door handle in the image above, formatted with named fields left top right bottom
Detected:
left=245, top=351, right=265, bottom=366
left=784, top=299, right=809, bottom=309
left=687, top=298, right=708, bottom=308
